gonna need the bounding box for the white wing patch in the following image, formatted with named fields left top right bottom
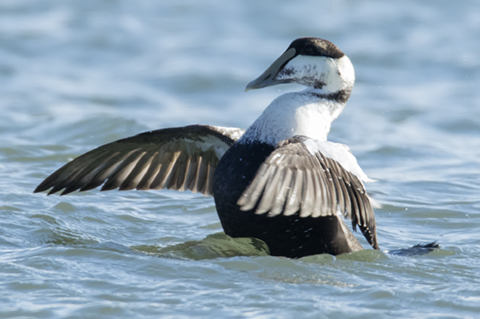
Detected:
left=303, top=138, right=373, bottom=183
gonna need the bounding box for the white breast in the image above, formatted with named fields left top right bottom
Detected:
left=240, top=91, right=346, bottom=146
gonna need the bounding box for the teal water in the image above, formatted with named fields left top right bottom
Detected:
left=1, top=0, right=480, bottom=318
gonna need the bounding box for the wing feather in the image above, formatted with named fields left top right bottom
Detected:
left=270, top=168, right=291, bottom=217
left=237, top=164, right=269, bottom=211
left=136, top=150, right=164, bottom=190
left=78, top=152, right=128, bottom=192
left=237, top=135, right=378, bottom=249
left=35, top=125, right=244, bottom=196
left=284, top=169, right=302, bottom=216
left=119, top=152, right=154, bottom=191
left=193, top=154, right=209, bottom=194
left=101, top=150, right=144, bottom=191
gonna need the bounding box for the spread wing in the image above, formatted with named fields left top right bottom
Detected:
left=35, top=125, right=244, bottom=196
left=237, top=135, right=378, bottom=249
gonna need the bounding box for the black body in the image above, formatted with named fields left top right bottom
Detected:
left=213, top=141, right=358, bottom=258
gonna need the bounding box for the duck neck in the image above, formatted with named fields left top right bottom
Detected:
left=240, top=86, right=352, bottom=146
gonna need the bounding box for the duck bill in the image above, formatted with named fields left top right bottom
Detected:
left=245, top=48, right=296, bottom=92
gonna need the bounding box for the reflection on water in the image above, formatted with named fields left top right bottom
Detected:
left=134, top=233, right=270, bottom=260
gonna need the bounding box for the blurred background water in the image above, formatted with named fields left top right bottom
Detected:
left=1, top=0, right=480, bottom=318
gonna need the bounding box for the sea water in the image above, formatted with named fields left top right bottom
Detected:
left=1, top=0, right=480, bottom=318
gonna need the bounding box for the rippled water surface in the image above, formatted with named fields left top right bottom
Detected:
left=2, top=0, right=480, bottom=318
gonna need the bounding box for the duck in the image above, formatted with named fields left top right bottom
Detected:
left=35, top=37, right=379, bottom=258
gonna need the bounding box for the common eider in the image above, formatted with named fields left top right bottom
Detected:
left=35, top=37, right=379, bottom=258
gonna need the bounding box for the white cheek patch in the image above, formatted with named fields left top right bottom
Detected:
left=335, top=56, right=355, bottom=85
left=277, top=55, right=354, bottom=92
